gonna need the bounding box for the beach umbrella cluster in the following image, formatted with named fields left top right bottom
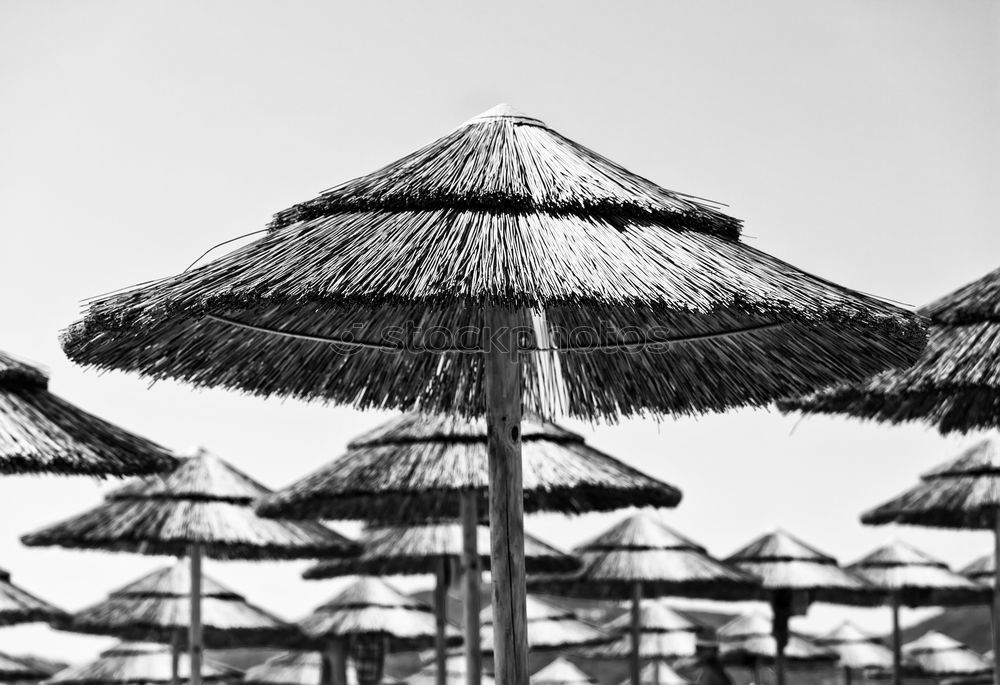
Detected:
left=814, top=622, right=895, bottom=685
left=716, top=613, right=836, bottom=684
left=45, top=642, right=238, bottom=685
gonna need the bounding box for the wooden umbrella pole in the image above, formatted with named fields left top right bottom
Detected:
left=484, top=309, right=528, bottom=685
left=171, top=628, right=181, bottom=685
left=993, top=515, right=1000, bottom=685
left=461, top=491, right=482, bottom=685
left=843, top=665, right=852, bottom=685
left=327, top=640, right=348, bottom=685
left=630, top=581, right=642, bottom=685
left=891, top=597, right=902, bottom=685
left=188, top=543, right=203, bottom=685
left=772, top=597, right=789, bottom=685
left=753, top=659, right=761, bottom=685
left=435, top=555, right=449, bottom=685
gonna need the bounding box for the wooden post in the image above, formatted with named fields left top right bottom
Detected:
left=843, top=665, right=853, bottom=685
left=630, top=582, right=642, bottom=685
left=993, top=517, right=1000, bottom=685
left=171, top=628, right=181, bottom=685
left=461, top=491, right=482, bottom=685
left=435, top=555, right=449, bottom=685
left=752, top=659, right=761, bottom=685
left=320, top=647, right=333, bottom=685
left=484, top=309, right=528, bottom=685
left=327, top=639, right=348, bottom=685
left=892, top=597, right=902, bottom=685
left=772, top=595, right=789, bottom=685
left=188, top=543, right=203, bottom=685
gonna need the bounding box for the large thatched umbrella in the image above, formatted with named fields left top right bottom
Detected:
left=59, top=104, right=925, bottom=685
left=263, top=411, right=677, bottom=685
left=724, top=530, right=875, bottom=685
left=44, top=642, right=238, bottom=685
left=902, top=632, right=993, bottom=680
left=846, top=540, right=989, bottom=685
left=531, top=512, right=758, bottom=685
left=716, top=613, right=836, bottom=685
left=0, top=566, right=66, bottom=627
left=575, top=600, right=700, bottom=666
left=299, top=576, right=461, bottom=685
left=22, top=449, right=358, bottom=685
left=814, top=622, right=895, bottom=685
left=0, top=350, right=174, bottom=476
left=531, top=658, right=596, bottom=685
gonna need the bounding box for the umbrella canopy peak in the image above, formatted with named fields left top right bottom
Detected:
left=110, top=561, right=239, bottom=599
left=814, top=621, right=895, bottom=670
left=125, top=449, right=270, bottom=503
left=347, top=412, right=581, bottom=449
left=922, top=440, right=1000, bottom=479
left=920, top=266, right=1000, bottom=325
left=577, top=512, right=704, bottom=553
left=530, top=657, right=595, bottom=685
left=726, top=530, right=836, bottom=565
left=602, top=599, right=699, bottom=634
left=0, top=565, right=67, bottom=627
left=816, top=621, right=882, bottom=645
left=0, top=350, right=48, bottom=389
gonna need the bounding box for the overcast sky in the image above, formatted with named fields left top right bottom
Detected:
left=1, top=0, right=998, bottom=664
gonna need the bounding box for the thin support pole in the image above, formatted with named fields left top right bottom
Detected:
left=461, top=491, right=482, bottom=685
left=753, top=659, right=762, bottom=685
left=188, top=543, right=203, bottom=685
left=327, top=639, right=348, bottom=685
left=844, top=665, right=853, bottom=685
left=772, top=595, right=789, bottom=685
left=630, top=582, right=642, bottom=685
left=892, top=597, right=902, bottom=685
left=993, top=516, right=1000, bottom=685
left=435, top=556, right=449, bottom=685
left=171, top=628, right=181, bottom=685
left=484, top=309, right=528, bottom=685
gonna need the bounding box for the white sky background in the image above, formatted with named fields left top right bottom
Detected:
left=1, top=0, right=999, bottom=664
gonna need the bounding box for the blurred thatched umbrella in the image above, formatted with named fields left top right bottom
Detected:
left=575, top=600, right=699, bottom=668
left=963, top=555, right=994, bottom=585
left=814, top=622, right=895, bottom=685
left=532, top=512, right=758, bottom=684
left=616, top=662, right=690, bottom=685
left=673, top=644, right=734, bottom=685
left=717, top=613, right=836, bottom=685
left=44, top=642, right=238, bottom=685
left=60, top=104, right=925, bottom=685
left=22, top=449, right=358, bottom=685
left=0, top=566, right=66, bottom=627
left=724, top=530, right=875, bottom=685
left=0, top=651, right=58, bottom=681
left=846, top=540, right=988, bottom=685
left=407, top=654, right=496, bottom=685
left=530, top=658, right=595, bottom=685
left=265, top=411, right=676, bottom=685
left=0, top=350, right=174, bottom=476
left=902, top=632, right=993, bottom=679
left=299, top=576, right=461, bottom=685
left=243, top=651, right=405, bottom=685
left=481, top=595, right=608, bottom=656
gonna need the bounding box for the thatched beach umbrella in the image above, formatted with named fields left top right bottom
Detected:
left=60, top=104, right=925, bottom=685
left=264, top=411, right=676, bottom=685
left=717, top=613, right=836, bottom=684
left=531, top=658, right=595, bottom=685
left=0, top=350, right=174, bottom=476
left=724, top=530, right=875, bottom=685
left=846, top=540, right=988, bottom=685
left=615, top=662, right=690, bottom=685
left=814, top=622, right=895, bottom=685
left=243, top=651, right=405, bottom=685
left=0, top=566, right=66, bottom=627
left=963, top=555, right=994, bottom=585
left=902, top=632, right=993, bottom=680
left=0, top=651, right=59, bottom=682
left=480, top=595, right=608, bottom=656
left=407, top=654, right=496, bottom=685
left=45, top=642, right=238, bottom=685
left=532, top=512, right=758, bottom=684
left=575, top=600, right=699, bottom=663
left=299, top=576, right=461, bottom=685
left=22, top=449, right=358, bottom=685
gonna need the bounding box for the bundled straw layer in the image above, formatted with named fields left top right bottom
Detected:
left=902, top=632, right=993, bottom=677
left=242, top=652, right=405, bottom=685
left=814, top=622, right=894, bottom=670
left=575, top=600, right=698, bottom=660
left=45, top=642, right=239, bottom=684
left=480, top=596, right=608, bottom=653
left=0, top=567, right=67, bottom=627
left=717, top=614, right=836, bottom=666
left=0, top=651, right=60, bottom=681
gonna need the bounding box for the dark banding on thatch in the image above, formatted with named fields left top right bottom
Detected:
left=480, top=596, right=608, bottom=653
left=257, top=413, right=680, bottom=522
left=55, top=562, right=304, bottom=648
left=0, top=349, right=176, bottom=476
left=298, top=577, right=461, bottom=651
left=530, top=658, right=596, bottom=685
left=861, top=440, right=1000, bottom=530
left=574, top=599, right=699, bottom=661
left=814, top=622, right=895, bottom=670
left=962, top=555, right=994, bottom=585
left=44, top=642, right=238, bottom=684
left=20, top=448, right=359, bottom=560
left=529, top=512, right=758, bottom=601
left=901, top=632, right=993, bottom=678
left=60, top=106, right=924, bottom=422
left=780, top=266, right=1000, bottom=435
left=0, top=566, right=67, bottom=627
left=0, top=650, right=59, bottom=681
left=303, top=523, right=579, bottom=578
left=846, top=540, right=989, bottom=607
left=716, top=614, right=837, bottom=666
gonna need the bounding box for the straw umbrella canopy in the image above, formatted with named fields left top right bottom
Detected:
left=846, top=540, right=989, bottom=685
left=406, top=654, right=496, bottom=685
left=532, top=512, right=758, bottom=685
left=59, top=104, right=925, bottom=685
left=45, top=642, right=238, bottom=685
left=0, top=651, right=58, bottom=681
left=531, top=658, right=596, bottom=685
left=902, top=632, right=993, bottom=679
left=724, top=530, right=875, bottom=685
left=22, top=449, right=358, bottom=685
left=243, top=651, right=405, bottom=685
left=963, top=555, right=994, bottom=585
left=0, top=350, right=175, bottom=476
left=480, top=596, right=608, bottom=654
left=615, top=662, right=690, bottom=685
left=0, top=567, right=66, bottom=627
left=717, top=613, right=836, bottom=684
left=575, top=600, right=699, bottom=661
left=299, top=576, right=461, bottom=685
left=264, top=411, right=677, bottom=685
left=814, top=622, right=895, bottom=685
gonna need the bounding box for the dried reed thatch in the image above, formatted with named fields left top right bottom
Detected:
left=530, top=658, right=595, bottom=685
left=530, top=513, right=758, bottom=601
left=304, top=523, right=579, bottom=578
left=298, top=577, right=461, bottom=651
left=56, top=561, right=303, bottom=648
left=61, top=105, right=925, bottom=422
left=615, top=661, right=690, bottom=685
left=717, top=614, right=836, bottom=666
left=0, top=566, right=67, bottom=627
left=480, top=596, right=607, bottom=653
left=0, top=349, right=175, bottom=476
left=846, top=541, right=988, bottom=607
left=21, top=448, right=359, bottom=560
left=406, top=653, right=496, bottom=685
left=575, top=600, right=699, bottom=660
left=242, top=652, right=404, bottom=685
left=814, top=622, right=895, bottom=670
left=963, top=555, right=994, bottom=585
left=44, top=642, right=239, bottom=684
left=257, top=412, right=680, bottom=522
left=780, top=266, right=1000, bottom=435
left=902, top=632, right=993, bottom=677
left=861, top=440, right=1000, bottom=530
left=0, top=651, right=58, bottom=681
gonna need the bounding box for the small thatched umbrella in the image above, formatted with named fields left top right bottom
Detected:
left=481, top=596, right=608, bottom=656
left=575, top=600, right=699, bottom=667
left=243, top=651, right=405, bottom=685
left=531, top=658, right=595, bottom=685
left=0, top=566, right=66, bottom=627
left=0, top=651, right=59, bottom=682
left=299, top=576, right=461, bottom=685
left=0, top=349, right=174, bottom=476
left=407, top=654, right=496, bottom=685
left=672, top=644, right=734, bottom=685
left=902, top=632, right=993, bottom=680
left=45, top=642, right=238, bottom=685
left=532, top=512, right=758, bottom=685
left=846, top=540, right=988, bottom=685
left=615, top=662, right=690, bottom=685
left=717, top=613, right=836, bottom=685
left=814, top=622, right=895, bottom=685
left=22, top=449, right=358, bottom=685
left=724, top=530, right=875, bottom=685
left=60, top=104, right=925, bottom=685
left=963, top=555, right=994, bottom=585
